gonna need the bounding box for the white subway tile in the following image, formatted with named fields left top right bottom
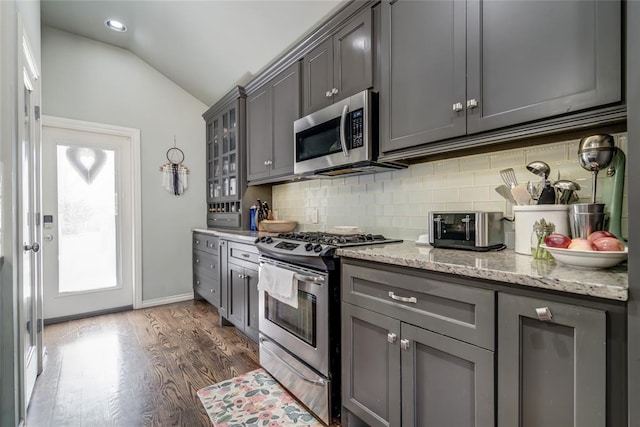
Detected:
left=446, top=173, right=471, bottom=188
left=434, top=159, right=460, bottom=175
left=445, top=202, right=474, bottom=211
left=460, top=155, right=490, bottom=172
left=433, top=188, right=459, bottom=203
left=459, top=186, right=489, bottom=201
left=525, top=143, right=567, bottom=163
left=411, top=162, right=434, bottom=177
left=490, top=149, right=525, bottom=170
left=374, top=171, right=393, bottom=182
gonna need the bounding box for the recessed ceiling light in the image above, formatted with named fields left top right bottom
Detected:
left=105, top=19, right=127, bottom=32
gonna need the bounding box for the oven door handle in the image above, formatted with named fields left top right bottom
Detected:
left=259, top=262, right=325, bottom=284
left=259, top=338, right=327, bottom=386
left=339, top=104, right=350, bottom=157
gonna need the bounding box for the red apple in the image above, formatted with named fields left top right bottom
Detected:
left=587, top=230, right=615, bottom=242
left=544, top=233, right=571, bottom=249
left=568, top=238, right=596, bottom=251
left=592, top=237, right=625, bottom=252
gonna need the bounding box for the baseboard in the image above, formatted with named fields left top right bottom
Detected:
left=141, top=292, right=195, bottom=308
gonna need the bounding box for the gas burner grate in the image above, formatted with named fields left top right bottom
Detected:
left=276, top=232, right=392, bottom=246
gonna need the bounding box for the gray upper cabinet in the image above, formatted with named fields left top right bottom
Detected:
left=466, top=0, right=621, bottom=134
left=247, top=61, right=301, bottom=183
left=498, top=293, right=606, bottom=427
left=380, top=0, right=467, bottom=152
left=302, top=6, right=373, bottom=115
left=380, top=0, right=622, bottom=154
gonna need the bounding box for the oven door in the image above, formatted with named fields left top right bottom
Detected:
left=258, top=257, right=329, bottom=376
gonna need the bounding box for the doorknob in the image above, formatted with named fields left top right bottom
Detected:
left=44, top=235, right=53, bottom=241
left=24, top=242, right=40, bottom=253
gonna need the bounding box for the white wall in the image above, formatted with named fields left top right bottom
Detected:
left=41, top=26, right=207, bottom=302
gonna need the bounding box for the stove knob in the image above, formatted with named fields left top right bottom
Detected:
left=313, top=244, right=323, bottom=253
left=266, top=237, right=274, bottom=244
left=305, top=243, right=314, bottom=252
left=260, top=237, right=268, bottom=243
left=254, top=238, right=260, bottom=244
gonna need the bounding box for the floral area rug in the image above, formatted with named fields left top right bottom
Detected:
left=197, top=368, right=323, bottom=426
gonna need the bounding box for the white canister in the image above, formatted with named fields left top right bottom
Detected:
left=513, top=205, right=570, bottom=255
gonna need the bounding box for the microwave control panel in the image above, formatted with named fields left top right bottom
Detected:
left=350, top=109, right=364, bottom=148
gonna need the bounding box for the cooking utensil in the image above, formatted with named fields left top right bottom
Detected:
left=553, top=180, right=581, bottom=204
left=510, top=183, right=531, bottom=205
left=526, top=181, right=540, bottom=202
left=537, top=185, right=556, bottom=205
left=495, top=185, right=517, bottom=204
left=578, top=134, right=616, bottom=203
left=499, top=168, right=518, bottom=188
left=526, top=161, right=551, bottom=186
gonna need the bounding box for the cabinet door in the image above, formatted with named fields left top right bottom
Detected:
left=243, top=267, right=259, bottom=342
left=342, top=303, right=401, bottom=427
left=302, top=38, right=334, bottom=115
left=247, top=85, right=271, bottom=181
left=466, top=0, right=621, bottom=134
left=333, top=7, right=373, bottom=103
left=401, top=323, right=494, bottom=427
left=270, top=62, right=300, bottom=179
left=498, top=293, right=606, bottom=427
left=227, top=263, right=246, bottom=329
left=380, top=0, right=466, bottom=154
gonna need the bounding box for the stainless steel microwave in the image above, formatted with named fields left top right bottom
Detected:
left=293, top=90, right=406, bottom=177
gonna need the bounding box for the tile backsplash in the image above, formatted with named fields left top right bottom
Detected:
left=272, top=133, right=629, bottom=241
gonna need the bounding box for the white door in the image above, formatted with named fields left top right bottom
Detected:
left=18, top=27, right=42, bottom=413
left=42, top=119, right=140, bottom=320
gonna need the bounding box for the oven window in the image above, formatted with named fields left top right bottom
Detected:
left=264, top=290, right=316, bottom=347
left=296, top=116, right=342, bottom=162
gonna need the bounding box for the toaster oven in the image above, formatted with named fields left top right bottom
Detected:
left=428, top=211, right=505, bottom=251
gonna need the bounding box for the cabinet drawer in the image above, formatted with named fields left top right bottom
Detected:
left=342, top=263, right=494, bottom=350
left=208, top=213, right=241, bottom=229
left=194, top=275, right=220, bottom=307
left=228, top=241, right=259, bottom=265
left=193, top=232, right=219, bottom=255
left=193, top=250, right=220, bottom=278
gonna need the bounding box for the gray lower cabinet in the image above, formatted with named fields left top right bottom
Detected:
left=247, top=61, right=300, bottom=183
left=341, top=261, right=495, bottom=427
left=192, top=232, right=220, bottom=308
left=302, top=6, right=373, bottom=115
left=380, top=0, right=621, bottom=154
left=498, top=293, right=606, bottom=427
left=342, top=303, right=494, bottom=427
left=220, top=239, right=260, bottom=342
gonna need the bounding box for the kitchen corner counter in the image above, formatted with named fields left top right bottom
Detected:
left=336, top=241, right=628, bottom=301
left=192, top=228, right=276, bottom=244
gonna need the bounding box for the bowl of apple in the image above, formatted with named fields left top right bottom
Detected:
left=541, top=231, right=627, bottom=269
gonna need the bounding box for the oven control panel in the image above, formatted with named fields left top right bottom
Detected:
left=255, top=236, right=334, bottom=258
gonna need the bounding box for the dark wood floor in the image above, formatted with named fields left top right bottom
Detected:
left=26, top=300, right=260, bottom=426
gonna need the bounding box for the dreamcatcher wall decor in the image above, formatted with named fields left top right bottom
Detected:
left=160, top=139, right=190, bottom=196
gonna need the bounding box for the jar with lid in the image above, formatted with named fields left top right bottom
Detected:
left=531, top=218, right=555, bottom=259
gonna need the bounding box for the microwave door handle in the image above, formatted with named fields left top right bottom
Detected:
left=340, top=104, right=349, bottom=157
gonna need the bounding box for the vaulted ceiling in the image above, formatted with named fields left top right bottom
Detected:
left=41, top=0, right=344, bottom=106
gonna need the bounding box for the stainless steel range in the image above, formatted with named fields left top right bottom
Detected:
left=255, top=232, right=401, bottom=425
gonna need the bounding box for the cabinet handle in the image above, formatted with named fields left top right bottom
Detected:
left=388, top=291, right=417, bottom=304
left=238, top=274, right=247, bottom=279
left=387, top=332, right=397, bottom=344
left=535, top=307, right=553, bottom=321
left=466, top=99, right=478, bottom=109
left=452, top=102, right=463, bottom=112
left=332, top=88, right=339, bottom=95
left=241, top=253, right=250, bottom=258
left=400, top=339, right=410, bottom=351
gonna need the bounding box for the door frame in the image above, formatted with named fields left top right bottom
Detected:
left=41, top=115, right=143, bottom=309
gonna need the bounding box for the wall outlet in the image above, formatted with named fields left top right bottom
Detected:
left=312, top=208, right=318, bottom=224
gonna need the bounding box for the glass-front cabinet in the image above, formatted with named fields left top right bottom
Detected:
left=203, top=86, right=271, bottom=229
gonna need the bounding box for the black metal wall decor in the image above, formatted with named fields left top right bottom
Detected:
left=160, top=139, right=189, bottom=196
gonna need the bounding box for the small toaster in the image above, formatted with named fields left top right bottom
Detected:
left=428, top=211, right=505, bottom=251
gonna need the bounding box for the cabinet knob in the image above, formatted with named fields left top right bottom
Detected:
left=387, top=332, right=397, bottom=344
left=452, top=102, right=463, bottom=112
left=196, top=280, right=200, bottom=285
left=535, top=307, right=553, bottom=321
left=210, top=289, right=214, bottom=293
left=210, top=264, right=214, bottom=269
left=325, top=90, right=332, bottom=98
left=238, top=274, right=247, bottom=279
left=264, top=160, right=272, bottom=166
left=195, top=239, right=200, bottom=244
left=332, top=88, right=339, bottom=95
left=195, top=259, right=200, bottom=263
left=400, top=339, right=410, bottom=351
left=466, top=99, right=478, bottom=109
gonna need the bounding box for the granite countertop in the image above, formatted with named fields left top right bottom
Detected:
left=337, top=241, right=628, bottom=301
left=192, top=228, right=276, bottom=244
